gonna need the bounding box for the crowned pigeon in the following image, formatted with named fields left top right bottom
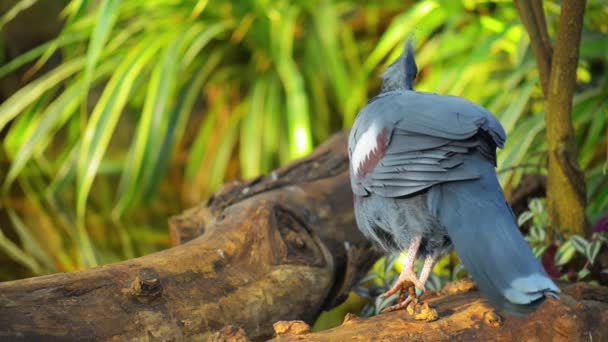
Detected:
left=348, top=40, right=559, bottom=316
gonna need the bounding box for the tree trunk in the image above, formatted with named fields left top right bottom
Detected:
left=271, top=280, right=608, bottom=342
left=544, top=0, right=589, bottom=237
left=0, top=133, right=377, bottom=341
left=515, top=0, right=589, bottom=238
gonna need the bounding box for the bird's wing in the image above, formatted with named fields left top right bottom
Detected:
left=349, top=90, right=506, bottom=198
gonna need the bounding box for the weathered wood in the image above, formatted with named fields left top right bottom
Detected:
left=271, top=280, right=608, bottom=342
left=2, top=130, right=602, bottom=342
left=0, top=133, right=376, bottom=341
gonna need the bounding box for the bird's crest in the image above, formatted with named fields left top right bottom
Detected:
left=381, top=38, right=417, bottom=92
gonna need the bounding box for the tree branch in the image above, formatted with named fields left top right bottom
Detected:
left=514, top=0, right=553, bottom=97
left=271, top=281, right=608, bottom=341
left=0, top=133, right=377, bottom=341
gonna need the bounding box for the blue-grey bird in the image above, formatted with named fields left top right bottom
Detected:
left=348, top=40, right=559, bottom=316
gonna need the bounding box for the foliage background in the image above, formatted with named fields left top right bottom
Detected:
left=0, top=0, right=606, bottom=320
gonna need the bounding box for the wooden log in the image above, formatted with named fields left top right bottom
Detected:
left=271, top=280, right=608, bottom=342
left=0, top=133, right=377, bottom=341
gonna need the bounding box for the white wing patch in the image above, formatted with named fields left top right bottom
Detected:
left=351, top=123, right=379, bottom=176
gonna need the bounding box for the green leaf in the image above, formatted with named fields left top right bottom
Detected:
left=240, top=79, right=267, bottom=178
left=535, top=225, right=546, bottom=242
left=0, top=31, right=88, bottom=79
left=114, top=34, right=182, bottom=215
left=4, top=86, right=80, bottom=190
left=180, top=51, right=224, bottom=183
left=208, top=105, right=243, bottom=191
left=81, top=0, right=121, bottom=105
left=555, top=240, right=576, bottom=266
left=0, top=224, right=41, bottom=274
left=588, top=240, right=602, bottom=264
left=384, top=255, right=399, bottom=276
left=532, top=245, right=549, bottom=258
left=517, top=210, right=533, bottom=227
left=77, top=39, right=162, bottom=220
left=497, top=114, right=545, bottom=183
left=359, top=273, right=378, bottom=285
left=0, top=0, right=37, bottom=29
left=364, top=1, right=439, bottom=73
left=63, top=0, right=93, bottom=25
left=2, top=92, right=50, bottom=158
left=272, top=6, right=312, bottom=159
left=182, top=22, right=231, bottom=67
left=570, top=235, right=590, bottom=256
left=46, top=143, right=79, bottom=198
left=261, top=75, right=281, bottom=173
left=530, top=199, right=545, bottom=215
left=6, top=210, right=55, bottom=272
left=499, top=81, right=535, bottom=133
left=0, top=58, right=85, bottom=132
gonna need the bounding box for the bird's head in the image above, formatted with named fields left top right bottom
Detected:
left=381, top=38, right=418, bottom=93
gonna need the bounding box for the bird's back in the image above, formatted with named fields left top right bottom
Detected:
left=348, top=40, right=559, bottom=316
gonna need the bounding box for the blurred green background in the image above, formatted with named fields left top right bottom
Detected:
left=0, top=0, right=606, bottom=297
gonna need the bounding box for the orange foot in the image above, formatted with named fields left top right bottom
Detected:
left=382, top=269, right=426, bottom=313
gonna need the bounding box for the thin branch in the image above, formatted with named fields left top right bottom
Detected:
left=514, top=0, right=552, bottom=97
left=496, top=163, right=545, bottom=175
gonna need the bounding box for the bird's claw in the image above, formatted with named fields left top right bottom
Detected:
left=382, top=294, right=418, bottom=313
left=381, top=279, right=420, bottom=314
left=384, top=272, right=425, bottom=299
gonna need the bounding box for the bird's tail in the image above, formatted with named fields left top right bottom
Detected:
left=381, top=38, right=417, bottom=92
left=428, top=153, right=559, bottom=316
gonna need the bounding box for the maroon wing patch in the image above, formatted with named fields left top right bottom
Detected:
left=355, top=127, right=390, bottom=178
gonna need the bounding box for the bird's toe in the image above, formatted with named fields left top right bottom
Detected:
left=382, top=295, right=416, bottom=313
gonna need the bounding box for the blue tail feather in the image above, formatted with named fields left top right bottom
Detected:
left=428, top=153, right=559, bottom=316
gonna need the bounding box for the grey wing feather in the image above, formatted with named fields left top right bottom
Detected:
left=351, top=90, right=506, bottom=198
left=348, top=129, right=370, bottom=197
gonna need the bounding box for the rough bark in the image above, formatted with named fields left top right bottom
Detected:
left=271, top=280, right=608, bottom=342
left=516, top=0, right=589, bottom=238
left=544, top=0, right=589, bottom=237
left=0, top=133, right=377, bottom=341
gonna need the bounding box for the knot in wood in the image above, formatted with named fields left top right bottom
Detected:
left=293, top=236, right=305, bottom=249
left=208, top=325, right=249, bottom=342
left=342, top=313, right=360, bottom=325
left=405, top=302, right=439, bottom=321
left=273, top=320, right=310, bottom=336
left=440, top=278, right=477, bottom=296
left=483, top=310, right=503, bottom=328
left=125, top=268, right=162, bottom=302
